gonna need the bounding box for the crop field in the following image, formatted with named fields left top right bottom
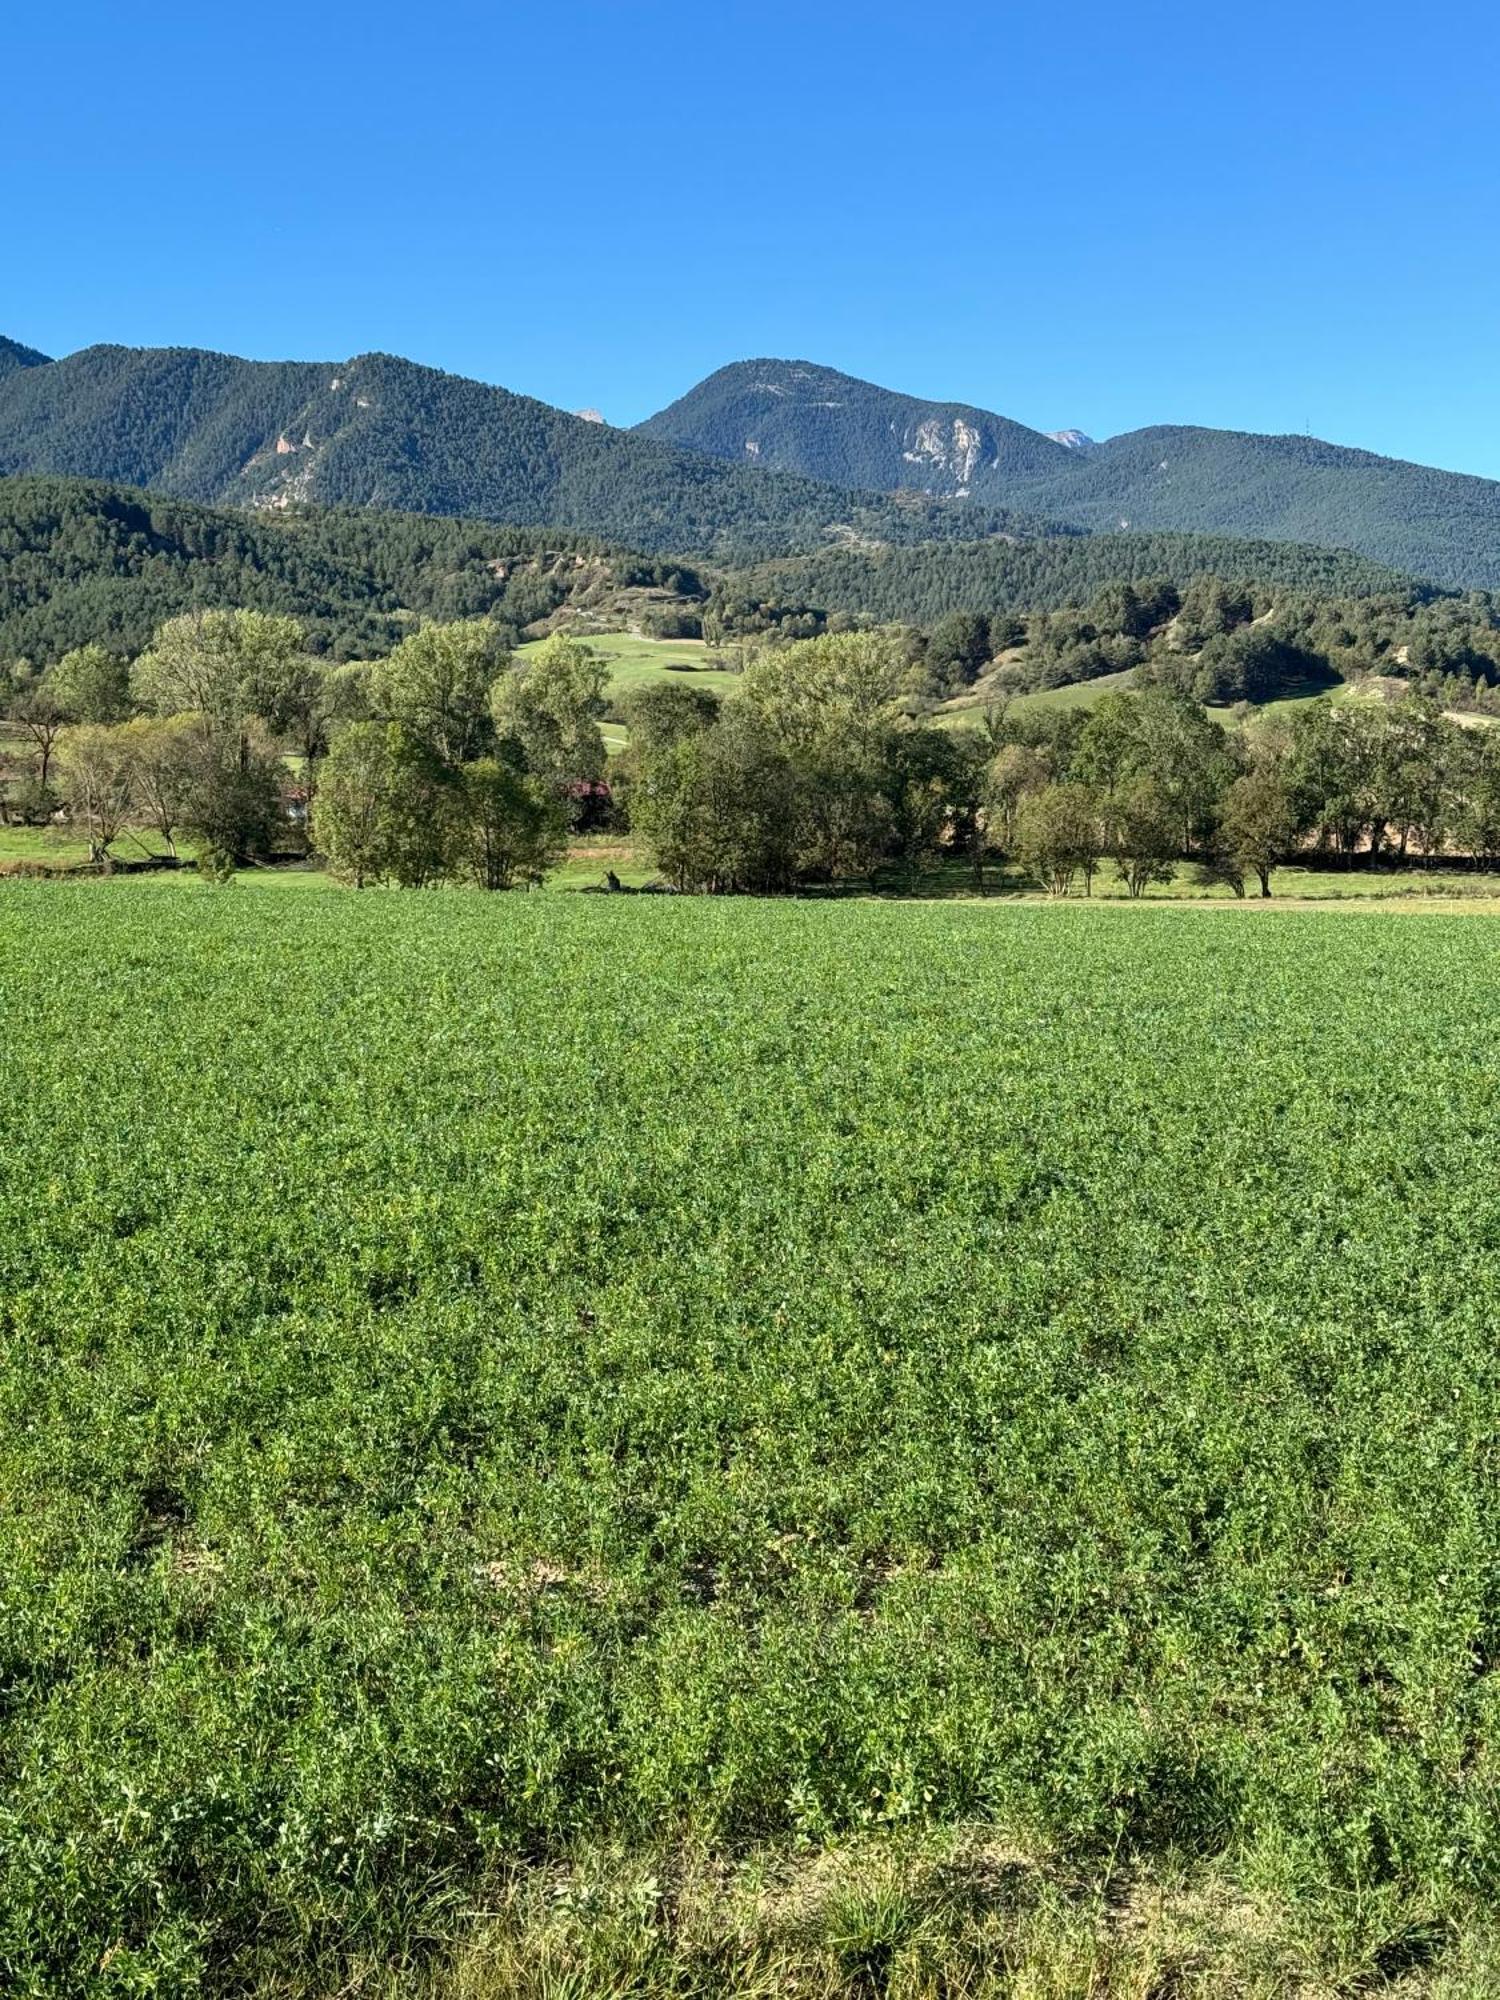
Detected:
left=5, top=887, right=1500, bottom=1994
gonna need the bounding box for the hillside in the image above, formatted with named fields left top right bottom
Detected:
left=636, top=358, right=1070, bottom=493
left=641, top=360, right=1500, bottom=589
left=2, top=476, right=1423, bottom=674
left=0, top=341, right=1048, bottom=565
left=1007, top=425, right=1500, bottom=593
left=735, top=528, right=1412, bottom=626
left=0, top=337, right=50, bottom=379
left=0, top=475, right=692, bottom=660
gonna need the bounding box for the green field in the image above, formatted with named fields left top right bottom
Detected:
left=6, top=889, right=1500, bottom=1994
left=516, top=630, right=743, bottom=723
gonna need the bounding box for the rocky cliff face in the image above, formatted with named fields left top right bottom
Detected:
left=904, top=417, right=985, bottom=489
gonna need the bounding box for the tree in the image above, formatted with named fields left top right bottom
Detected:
left=7, top=679, right=66, bottom=790
left=630, top=706, right=798, bottom=893
left=240, top=647, right=334, bottom=785
left=1076, top=686, right=1229, bottom=852
left=742, top=628, right=913, bottom=757
left=619, top=680, right=721, bottom=759
left=315, top=724, right=456, bottom=888
left=986, top=742, right=1051, bottom=853
left=1458, top=731, right=1500, bottom=863
left=1219, top=767, right=1295, bottom=896
left=454, top=760, right=565, bottom=890
left=490, top=631, right=609, bottom=795
left=182, top=743, right=284, bottom=881
left=58, top=725, right=135, bottom=866
left=369, top=619, right=507, bottom=767
left=133, top=610, right=306, bottom=742
left=925, top=611, right=992, bottom=691
left=47, top=645, right=132, bottom=724
left=1285, top=700, right=1381, bottom=855
left=313, top=725, right=395, bottom=888
left=117, top=715, right=201, bottom=859
left=792, top=737, right=892, bottom=883
left=1015, top=784, right=1102, bottom=897
left=881, top=726, right=977, bottom=890
left=1109, top=775, right=1178, bottom=898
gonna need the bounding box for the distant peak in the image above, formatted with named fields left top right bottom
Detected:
left=574, top=407, right=606, bottom=425
left=1046, top=429, right=1096, bottom=453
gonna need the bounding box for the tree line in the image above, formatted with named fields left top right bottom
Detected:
left=3, top=611, right=607, bottom=886
left=614, top=634, right=1500, bottom=897
left=10, top=609, right=1500, bottom=898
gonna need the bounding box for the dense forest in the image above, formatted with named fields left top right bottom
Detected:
left=1005, top=426, right=1500, bottom=592
left=0, top=345, right=1050, bottom=563
left=11, top=336, right=1500, bottom=589
left=898, top=580, right=1500, bottom=711
left=0, top=477, right=706, bottom=660
left=3, top=478, right=1442, bottom=692
left=727, top=530, right=1410, bottom=630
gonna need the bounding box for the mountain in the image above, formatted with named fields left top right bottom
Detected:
left=636, top=359, right=1070, bottom=494
left=0, top=337, right=50, bottom=380
left=642, top=362, right=1500, bottom=590
left=1006, top=427, right=1500, bottom=592
left=0, top=341, right=1049, bottom=565
left=10, top=335, right=1497, bottom=592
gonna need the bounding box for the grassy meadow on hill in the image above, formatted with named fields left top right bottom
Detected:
left=6, top=885, right=1500, bottom=1994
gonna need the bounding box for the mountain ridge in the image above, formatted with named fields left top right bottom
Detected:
left=637, top=359, right=1500, bottom=589
left=5, top=334, right=1500, bottom=588
left=0, top=340, right=1049, bottom=564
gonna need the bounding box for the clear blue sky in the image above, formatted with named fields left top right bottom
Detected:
left=8, top=0, right=1499, bottom=474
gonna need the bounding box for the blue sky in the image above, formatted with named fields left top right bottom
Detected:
left=8, top=0, right=1499, bottom=474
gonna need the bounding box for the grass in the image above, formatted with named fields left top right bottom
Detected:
left=513, top=630, right=743, bottom=752
left=516, top=630, right=744, bottom=741
left=6, top=817, right=1500, bottom=908
left=5, top=887, right=1500, bottom=1993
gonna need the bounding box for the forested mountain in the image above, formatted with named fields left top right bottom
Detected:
left=642, top=361, right=1500, bottom=590
left=0, top=341, right=1048, bottom=564
left=0, top=476, right=691, bottom=660
left=0, top=337, right=50, bottom=380
left=1006, top=427, right=1500, bottom=593
left=735, top=529, right=1411, bottom=627
left=636, top=359, right=1070, bottom=493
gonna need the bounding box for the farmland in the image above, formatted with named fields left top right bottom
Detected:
left=5, top=887, right=1500, bottom=1994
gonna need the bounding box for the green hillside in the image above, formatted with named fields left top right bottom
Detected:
left=0, top=342, right=1048, bottom=564
left=1009, top=425, right=1500, bottom=592
left=0, top=475, right=672, bottom=660
left=736, top=528, right=1411, bottom=625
